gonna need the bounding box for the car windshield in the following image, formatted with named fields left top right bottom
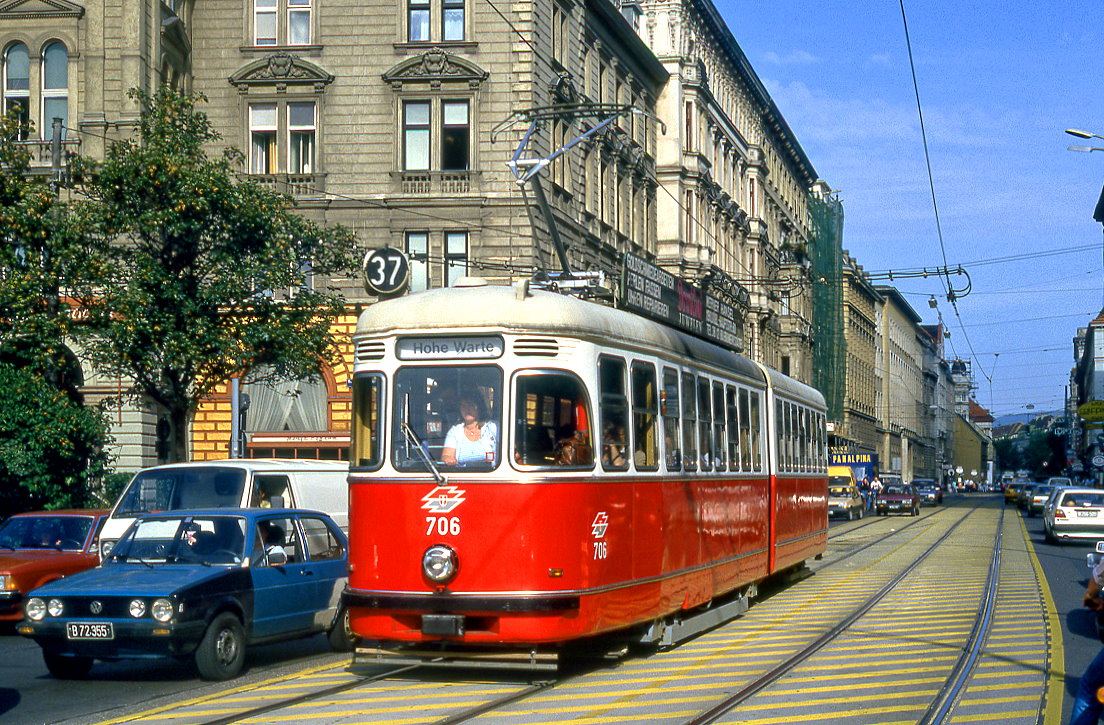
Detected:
left=0, top=515, right=94, bottom=551
left=829, top=476, right=852, bottom=486
left=113, top=467, right=247, bottom=515
left=1060, top=493, right=1104, bottom=509
left=882, top=485, right=908, bottom=495
left=108, top=515, right=247, bottom=565
left=829, top=486, right=851, bottom=496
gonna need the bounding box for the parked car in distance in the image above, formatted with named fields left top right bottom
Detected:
left=1047, top=476, right=1073, bottom=488
left=913, top=479, right=942, bottom=506
left=1044, top=488, right=1104, bottom=544
left=876, top=484, right=920, bottom=516
left=828, top=483, right=865, bottom=520
left=17, top=508, right=352, bottom=680
left=0, top=510, right=108, bottom=622
left=1027, top=484, right=1055, bottom=517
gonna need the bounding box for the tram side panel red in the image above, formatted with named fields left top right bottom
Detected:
left=771, top=475, right=828, bottom=573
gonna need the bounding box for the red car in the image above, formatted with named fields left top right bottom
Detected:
left=0, top=510, right=108, bottom=622
left=875, top=485, right=920, bottom=516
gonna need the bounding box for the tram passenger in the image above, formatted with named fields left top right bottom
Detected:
left=441, top=396, right=497, bottom=466
left=602, top=424, right=627, bottom=467
left=1071, top=560, right=1104, bottom=724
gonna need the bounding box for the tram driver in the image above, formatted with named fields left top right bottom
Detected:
left=441, top=396, right=497, bottom=466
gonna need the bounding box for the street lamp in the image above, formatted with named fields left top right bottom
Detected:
left=1066, top=129, right=1104, bottom=154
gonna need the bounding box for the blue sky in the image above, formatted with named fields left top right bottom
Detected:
left=716, top=1, right=1104, bottom=417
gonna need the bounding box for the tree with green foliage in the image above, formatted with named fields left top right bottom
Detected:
left=73, top=87, right=359, bottom=462
left=0, top=112, right=112, bottom=515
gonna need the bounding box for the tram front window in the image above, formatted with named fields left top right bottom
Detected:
left=392, top=366, right=502, bottom=472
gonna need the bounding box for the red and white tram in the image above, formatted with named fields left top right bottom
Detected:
left=343, top=278, right=827, bottom=659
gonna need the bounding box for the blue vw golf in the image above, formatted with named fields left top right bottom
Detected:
left=18, top=508, right=353, bottom=680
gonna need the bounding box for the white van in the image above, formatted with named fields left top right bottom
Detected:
left=98, top=459, right=349, bottom=558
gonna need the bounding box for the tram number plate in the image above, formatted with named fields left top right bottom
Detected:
left=1078, top=510, right=1098, bottom=518
left=66, top=622, right=113, bottom=640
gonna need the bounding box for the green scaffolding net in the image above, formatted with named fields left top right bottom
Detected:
left=809, top=191, right=845, bottom=421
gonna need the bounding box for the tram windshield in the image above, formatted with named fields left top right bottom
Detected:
left=392, top=366, right=502, bottom=472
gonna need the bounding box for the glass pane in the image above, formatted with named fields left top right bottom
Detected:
left=404, top=101, right=429, bottom=126
left=5, top=43, right=29, bottom=91
left=409, top=8, right=430, bottom=42
left=351, top=374, right=383, bottom=469
left=256, top=0, right=276, bottom=7
left=252, top=131, right=276, bottom=173
left=42, top=43, right=67, bottom=89
left=445, top=231, right=466, bottom=254
left=255, top=12, right=277, bottom=44
left=290, top=130, right=314, bottom=173
left=42, top=97, right=67, bottom=138
left=289, top=10, right=310, bottom=45
left=392, top=365, right=503, bottom=472
left=251, top=104, right=277, bottom=128
left=443, top=8, right=464, bottom=41
left=288, top=102, right=314, bottom=128
left=441, top=126, right=468, bottom=170
left=443, top=101, right=468, bottom=126
left=514, top=371, right=593, bottom=468
left=404, top=128, right=429, bottom=170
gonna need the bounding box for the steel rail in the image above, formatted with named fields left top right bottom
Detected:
left=921, top=504, right=1009, bottom=725
left=683, top=503, right=981, bottom=725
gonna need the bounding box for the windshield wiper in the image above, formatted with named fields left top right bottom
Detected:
left=401, top=393, right=446, bottom=485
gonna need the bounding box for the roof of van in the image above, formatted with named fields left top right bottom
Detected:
left=138, top=459, right=348, bottom=472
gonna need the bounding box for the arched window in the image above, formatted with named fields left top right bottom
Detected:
left=41, top=42, right=68, bottom=140
left=2, top=42, right=30, bottom=138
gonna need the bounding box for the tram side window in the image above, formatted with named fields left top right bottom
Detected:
left=712, top=382, right=726, bottom=472
left=351, top=373, right=384, bottom=470
left=697, top=377, right=712, bottom=471
left=662, top=368, right=681, bottom=471
left=776, top=400, right=786, bottom=472
left=738, top=388, right=751, bottom=471
left=681, top=372, right=698, bottom=472
left=631, top=362, right=658, bottom=470
left=750, top=391, right=762, bottom=471
left=392, top=366, right=502, bottom=472
left=599, top=357, right=629, bottom=470
left=514, top=371, right=594, bottom=468
left=726, top=386, right=740, bottom=472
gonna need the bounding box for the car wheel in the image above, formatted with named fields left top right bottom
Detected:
left=859, top=508, right=864, bottom=519
left=43, top=651, right=93, bottom=679
left=195, top=612, right=246, bottom=681
left=327, top=606, right=357, bottom=652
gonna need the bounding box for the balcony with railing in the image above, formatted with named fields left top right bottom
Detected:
left=247, top=172, right=326, bottom=198
left=14, top=138, right=81, bottom=175
left=394, top=170, right=476, bottom=195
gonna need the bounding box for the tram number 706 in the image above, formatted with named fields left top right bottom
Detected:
left=593, top=541, right=608, bottom=560
left=426, top=516, right=461, bottom=536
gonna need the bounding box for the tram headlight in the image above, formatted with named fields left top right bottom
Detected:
left=422, top=545, right=458, bottom=585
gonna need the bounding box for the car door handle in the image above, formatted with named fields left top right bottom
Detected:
left=301, top=569, right=315, bottom=576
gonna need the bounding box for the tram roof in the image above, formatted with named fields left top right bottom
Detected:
left=355, top=280, right=787, bottom=384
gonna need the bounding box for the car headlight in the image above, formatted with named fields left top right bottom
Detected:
left=422, top=544, right=459, bottom=584
left=47, top=598, right=64, bottom=618
left=25, top=597, right=46, bottom=621
left=100, top=540, right=115, bottom=559
left=129, top=599, right=147, bottom=618
left=151, top=598, right=174, bottom=623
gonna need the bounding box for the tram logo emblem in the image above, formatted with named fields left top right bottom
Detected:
left=591, top=512, right=608, bottom=539
left=421, top=486, right=467, bottom=514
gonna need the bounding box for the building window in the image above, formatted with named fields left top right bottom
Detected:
left=402, top=99, right=469, bottom=172
left=408, top=0, right=430, bottom=41
left=2, top=42, right=29, bottom=139
left=249, top=101, right=317, bottom=175
left=250, top=104, right=278, bottom=173
left=442, top=0, right=464, bottom=41
left=405, top=231, right=429, bottom=292
left=441, top=100, right=469, bottom=171
left=403, top=101, right=430, bottom=170
left=288, top=102, right=315, bottom=173
left=445, top=231, right=467, bottom=285
left=41, top=42, right=68, bottom=140
left=254, top=0, right=312, bottom=46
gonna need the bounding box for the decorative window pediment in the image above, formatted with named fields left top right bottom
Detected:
left=230, top=51, right=334, bottom=92
left=382, top=48, right=487, bottom=90
left=0, top=0, right=83, bottom=19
